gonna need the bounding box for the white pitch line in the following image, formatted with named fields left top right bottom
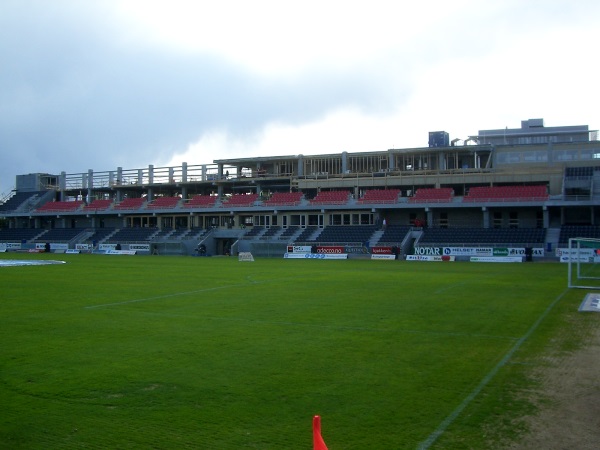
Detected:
left=417, top=288, right=569, bottom=450
left=84, top=282, right=252, bottom=309
left=84, top=274, right=303, bottom=310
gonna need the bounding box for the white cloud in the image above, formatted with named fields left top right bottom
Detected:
left=114, top=0, right=473, bottom=74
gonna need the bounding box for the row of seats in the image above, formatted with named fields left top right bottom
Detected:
left=106, top=227, right=159, bottom=242
left=33, top=228, right=86, bottom=243
left=113, top=198, right=146, bottom=210
left=263, top=192, right=303, bottom=206
left=83, top=199, right=113, bottom=211
left=147, top=196, right=181, bottom=209
left=36, top=200, right=84, bottom=212
left=0, top=191, right=43, bottom=212
left=564, top=166, right=600, bottom=177
left=13, top=224, right=592, bottom=248
left=558, top=225, right=600, bottom=243
left=309, top=225, right=377, bottom=243
left=409, top=188, right=453, bottom=203
left=85, top=196, right=204, bottom=211
left=85, top=228, right=116, bottom=244
left=379, top=225, right=412, bottom=243
left=357, top=189, right=401, bottom=204
left=260, top=226, right=281, bottom=238
left=419, top=228, right=546, bottom=244
left=26, top=184, right=555, bottom=214
left=464, top=185, right=548, bottom=202
left=0, top=228, right=43, bottom=242
left=243, top=225, right=264, bottom=237
left=310, top=190, right=350, bottom=205
left=221, top=193, right=259, bottom=207
left=294, top=226, right=319, bottom=241
left=184, top=195, right=218, bottom=208
left=279, top=226, right=300, bottom=239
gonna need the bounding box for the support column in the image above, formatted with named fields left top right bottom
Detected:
left=115, top=167, right=123, bottom=202
left=87, top=169, right=93, bottom=203
left=426, top=208, right=433, bottom=226
left=59, top=172, right=67, bottom=201
left=148, top=165, right=154, bottom=185
left=181, top=162, right=188, bottom=199
left=297, top=155, right=304, bottom=177
left=482, top=207, right=490, bottom=228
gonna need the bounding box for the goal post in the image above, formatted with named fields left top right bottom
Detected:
left=238, top=252, right=255, bottom=262
left=567, top=237, right=600, bottom=289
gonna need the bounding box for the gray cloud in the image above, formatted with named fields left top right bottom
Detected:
left=0, top=1, right=404, bottom=194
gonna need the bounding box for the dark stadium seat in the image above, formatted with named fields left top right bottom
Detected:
left=419, top=227, right=546, bottom=245
left=261, top=226, right=282, bottom=238
left=564, top=166, right=597, bottom=177
left=32, top=228, right=86, bottom=242
left=306, top=225, right=377, bottom=243
left=279, top=226, right=299, bottom=240
left=294, top=226, right=319, bottom=242
left=379, top=225, right=412, bottom=244
left=0, top=228, right=44, bottom=242
left=107, top=227, right=159, bottom=242
left=84, top=228, right=117, bottom=244
left=241, top=226, right=262, bottom=238
left=0, top=191, right=43, bottom=212
left=558, top=225, right=600, bottom=244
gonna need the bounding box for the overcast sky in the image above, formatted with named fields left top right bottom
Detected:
left=1, top=0, right=599, bottom=195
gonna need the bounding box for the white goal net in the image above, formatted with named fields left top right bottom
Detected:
left=567, top=237, right=600, bottom=289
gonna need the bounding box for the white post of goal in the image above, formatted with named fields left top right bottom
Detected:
left=567, top=237, right=600, bottom=289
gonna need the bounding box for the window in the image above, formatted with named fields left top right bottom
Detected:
left=493, top=212, right=502, bottom=228
left=439, top=212, right=448, bottom=228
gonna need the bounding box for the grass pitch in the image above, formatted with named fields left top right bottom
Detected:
left=0, top=253, right=596, bottom=449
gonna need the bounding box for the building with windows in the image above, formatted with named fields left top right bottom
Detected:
left=470, top=118, right=594, bottom=146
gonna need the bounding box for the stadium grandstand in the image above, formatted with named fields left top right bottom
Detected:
left=1, top=118, right=599, bottom=259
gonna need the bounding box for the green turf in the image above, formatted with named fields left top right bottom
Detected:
left=0, top=254, right=596, bottom=449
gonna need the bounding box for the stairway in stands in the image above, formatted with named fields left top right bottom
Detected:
left=369, top=229, right=384, bottom=247
left=545, top=227, right=560, bottom=252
